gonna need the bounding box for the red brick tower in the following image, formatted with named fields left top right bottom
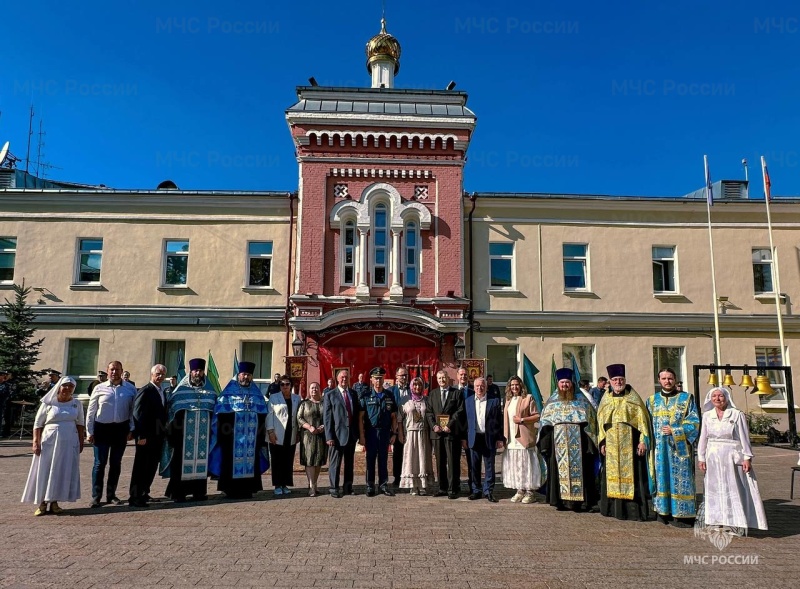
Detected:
left=286, top=19, right=476, bottom=388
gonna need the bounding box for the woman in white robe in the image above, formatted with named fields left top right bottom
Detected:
left=697, top=386, right=767, bottom=530
left=21, top=376, right=85, bottom=515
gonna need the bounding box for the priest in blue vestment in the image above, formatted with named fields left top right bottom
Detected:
left=162, top=358, right=217, bottom=502
left=646, top=367, right=699, bottom=527
left=208, top=362, right=270, bottom=499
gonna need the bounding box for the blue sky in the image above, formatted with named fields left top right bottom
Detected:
left=1, top=0, right=798, bottom=196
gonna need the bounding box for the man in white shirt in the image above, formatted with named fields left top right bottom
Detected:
left=463, top=378, right=505, bottom=502
left=86, top=360, right=136, bottom=507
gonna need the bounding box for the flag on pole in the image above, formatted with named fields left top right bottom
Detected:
left=570, top=353, right=582, bottom=385
left=522, top=355, right=544, bottom=412
left=232, top=350, right=239, bottom=379
left=550, top=355, right=558, bottom=396
left=207, top=351, right=221, bottom=394
left=176, top=347, right=186, bottom=382
left=704, top=155, right=713, bottom=206
left=761, top=157, right=772, bottom=202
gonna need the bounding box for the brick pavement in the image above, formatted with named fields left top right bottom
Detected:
left=1, top=440, right=799, bottom=588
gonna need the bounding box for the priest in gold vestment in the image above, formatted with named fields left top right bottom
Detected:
left=597, top=364, right=655, bottom=521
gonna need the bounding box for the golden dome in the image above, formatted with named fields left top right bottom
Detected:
left=365, top=18, right=401, bottom=75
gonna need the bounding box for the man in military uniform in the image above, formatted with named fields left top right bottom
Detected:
left=358, top=366, right=398, bottom=497
left=353, top=372, right=370, bottom=399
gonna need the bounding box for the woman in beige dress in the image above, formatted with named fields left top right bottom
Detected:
left=398, top=377, right=435, bottom=495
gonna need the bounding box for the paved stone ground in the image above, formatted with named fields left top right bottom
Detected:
left=1, top=439, right=798, bottom=588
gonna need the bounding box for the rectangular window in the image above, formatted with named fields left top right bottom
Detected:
left=652, top=246, right=676, bottom=293
left=486, top=344, right=518, bottom=394
left=343, top=224, right=356, bottom=286
left=154, top=340, right=185, bottom=379
left=652, top=346, right=684, bottom=389
left=562, top=344, right=594, bottom=383
left=405, top=224, right=418, bottom=288
left=755, top=346, right=787, bottom=406
left=489, top=242, right=514, bottom=288
left=752, top=248, right=773, bottom=294
left=0, top=237, right=16, bottom=283
left=242, top=341, right=273, bottom=394
left=247, top=241, right=273, bottom=287
left=66, top=338, right=100, bottom=395
left=76, top=238, right=103, bottom=284
left=373, top=206, right=388, bottom=286
left=163, top=239, right=189, bottom=286
left=563, top=243, right=588, bottom=290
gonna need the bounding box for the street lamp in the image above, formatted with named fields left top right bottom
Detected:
left=454, top=336, right=466, bottom=361
left=292, top=334, right=305, bottom=357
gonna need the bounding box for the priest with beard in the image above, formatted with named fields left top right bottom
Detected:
left=208, top=362, right=270, bottom=499
left=162, top=358, right=217, bottom=502
left=597, top=363, right=655, bottom=521
left=536, top=368, right=598, bottom=512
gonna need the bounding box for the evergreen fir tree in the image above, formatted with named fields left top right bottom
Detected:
left=0, top=282, right=45, bottom=401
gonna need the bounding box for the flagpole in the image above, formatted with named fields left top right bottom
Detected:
left=705, top=155, right=722, bottom=368
left=761, top=156, right=787, bottom=367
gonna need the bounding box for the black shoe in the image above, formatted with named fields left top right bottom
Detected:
left=468, top=492, right=482, bottom=500
left=343, top=486, right=356, bottom=495
left=671, top=518, right=693, bottom=529
left=107, top=496, right=123, bottom=505
left=128, top=499, right=148, bottom=508
left=193, top=495, right=208, bottom=502
left=657, top=514, right=670, bottom=525
left=448, top=492, right=458, bottom=500
left=486, top=494, right=498, bottom=503
left=366, top=487, right=376, bottom=497
left=380, top=485, right=395, bottom=497
left=434, top=490, right=448, bottom=497
left=90, top=499, right=102, bottom=509
left=143, top=494, right=153, bottom=502
left=393, top=478, right=400, bottom=487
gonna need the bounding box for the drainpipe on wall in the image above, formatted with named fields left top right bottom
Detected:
left=285, top=191, right=297, bottom=359
left=467, top=192, right=477, bottom=356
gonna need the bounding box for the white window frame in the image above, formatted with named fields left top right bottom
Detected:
left=241, top=341, right=273, bottom=395
left=652, top=346, right=685, bottom=390
left=563, top=243, right=589, bottom=291
left=652, top=245, right=678, bottom=294
left=74, top=238, right=103, bottom=285
left=0, top=236, right=17, bottom=284
left=404, top=220, right=419, bottom=288
left=371, top=202, right=389, bottom=287
left=66, top=338, right=100, bottom=394
left=755, top=345, right=788, bottom=408
left=162, top=239, right=190, bottom=287
left=488, top=242, right=515, bottom=289
left=341, top=219, right=357, bottom=287
left=562, top=344, right=595, bottom=383
left=246, top=241, right=273, bottom=288
left=486, top=344, right=519, bottom=390
left=752, top=247, right=774, bottom=295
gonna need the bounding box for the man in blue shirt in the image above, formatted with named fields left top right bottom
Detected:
left=359, top=366, right=398, bottom=497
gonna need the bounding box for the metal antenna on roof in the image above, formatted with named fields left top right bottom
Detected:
left=25, top=104, right=34, bottom=173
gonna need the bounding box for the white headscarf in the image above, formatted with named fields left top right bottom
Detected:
left=41, top=376, right=77, bottom=406
left=702, top=386, right=736, bottom=412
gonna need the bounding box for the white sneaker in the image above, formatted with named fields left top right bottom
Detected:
left=282, top=486, right=291, bottom=495
left=510, top=491, right=524, bottom=503
left=274, top=487, right=284, bottom=496
left=521, top=492, right=535, bottom=504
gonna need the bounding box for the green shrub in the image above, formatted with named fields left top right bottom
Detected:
left=746, top=412, right=780, bottom=435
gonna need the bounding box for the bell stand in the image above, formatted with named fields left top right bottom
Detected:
left=692, top=363, right=797, bottom=447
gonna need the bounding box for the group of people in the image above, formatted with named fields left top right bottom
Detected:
left=18, top=359, right=769, bottom=534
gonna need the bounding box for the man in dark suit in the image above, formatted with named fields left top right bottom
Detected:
left=323, top=369, right=360, bottom=498
left=463, top=377, right=505, bottom=502
left=128, top=364, right=168, bottom=507
left=428, top=369, right=465, bottom=499
left=390, top=366, right=411, bottom=487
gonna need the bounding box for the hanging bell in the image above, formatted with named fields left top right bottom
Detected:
left=753, top=375, right=776, bottom=396
left=722, top=372, right=736, bottom=387
left=739, top=373, right=755, bottom=388
left=707, top=372, right=718, bottom=386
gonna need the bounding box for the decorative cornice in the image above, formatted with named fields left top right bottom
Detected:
left=329, top=182, right=432, bottom=230
left=28, top=306, right=286, bottom=327
left=286, top=111, right=475, bottom=131
left=330, top=168, right=434, bottom=179
left=290, top=304, right=468, bottom=333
